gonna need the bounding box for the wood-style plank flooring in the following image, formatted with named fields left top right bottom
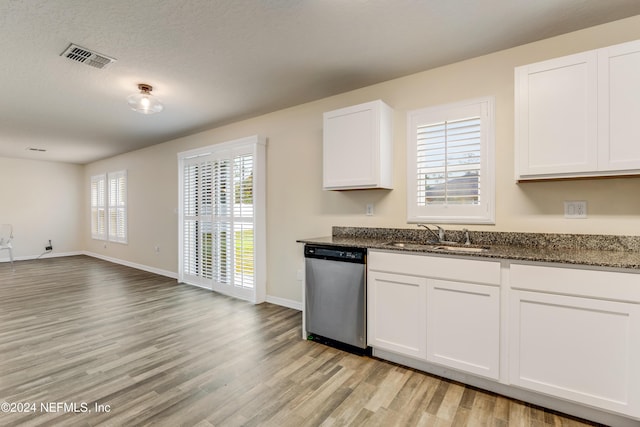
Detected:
left=0, top=256, right=602, bottom=426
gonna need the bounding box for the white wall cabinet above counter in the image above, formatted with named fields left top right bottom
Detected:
left=323, top=100, right=393, bottom=190
left=515, top=39, right=640, bottom=181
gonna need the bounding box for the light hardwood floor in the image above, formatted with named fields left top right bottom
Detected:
left=0, top=256, right=601, bottom=426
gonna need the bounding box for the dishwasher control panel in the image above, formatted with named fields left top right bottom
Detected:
left=304, top=245, right=366, bottom=263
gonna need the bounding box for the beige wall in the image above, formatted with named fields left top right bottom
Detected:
left=83, top=140, right=180, bottom=275
left=80, top=15, right=640, bottom=304
left=0, top=157, right=83, bottom=260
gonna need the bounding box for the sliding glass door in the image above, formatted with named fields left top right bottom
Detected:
left=178, top=135, right=266, bottom=303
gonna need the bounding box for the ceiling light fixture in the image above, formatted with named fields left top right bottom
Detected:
left=127, top=83, right=163, bottom=115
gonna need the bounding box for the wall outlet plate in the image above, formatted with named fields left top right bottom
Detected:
left=366, top=203, right=374, bottom=216
left=564, top=200, right=587, bottom=218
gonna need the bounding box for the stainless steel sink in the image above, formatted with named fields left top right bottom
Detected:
left=384, top=241, right=437, bottom=250
left=433, top=245, right=489, bottom=253
left=384, top=241, right=489, bottom=253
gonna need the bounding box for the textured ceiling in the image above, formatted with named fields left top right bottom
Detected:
left=1, top=0, right=640, bottom=164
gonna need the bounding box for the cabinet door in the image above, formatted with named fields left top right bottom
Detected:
left=367, top=270, right=427, bottom=359
left=426, top=279, right=500, bottom=380
left=509, top=290, right=640, bottom=417
left=598, top=39, right=640, bottom=171
left=515, top=51, right=598, bottom=178
left=323, top=100, right=392, bottom=190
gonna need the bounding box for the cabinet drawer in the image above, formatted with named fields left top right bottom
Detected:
left=369, top=250, right=500, bottom=285
left=510, top=263, right=640, bottom=302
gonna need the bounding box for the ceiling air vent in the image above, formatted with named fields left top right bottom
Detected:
left=60, top=43, right=116, bottom=69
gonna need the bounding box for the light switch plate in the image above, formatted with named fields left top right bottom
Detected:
left=564, top=200, right=587, bottom=218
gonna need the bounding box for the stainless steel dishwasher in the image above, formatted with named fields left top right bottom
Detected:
left=304, top=244, right=369, bottom=354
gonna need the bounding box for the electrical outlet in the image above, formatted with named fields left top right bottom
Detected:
left=564, top=200, right=587, bottom=218
left=366, top=203, right=374, bottom=216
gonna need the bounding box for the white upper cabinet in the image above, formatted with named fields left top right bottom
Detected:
left=515, top=51, right=598, bottom=178
left=598, top=40, right=640, bottom=171
left=515, top=39, right=640, bottom=180
left=323, top=100, right=393, bottom=190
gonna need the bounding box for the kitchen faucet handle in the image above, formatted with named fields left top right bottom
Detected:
left=462, top=228, right=471, bottom=245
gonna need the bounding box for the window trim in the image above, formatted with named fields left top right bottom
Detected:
left=407, top=96, right=495, bottom=224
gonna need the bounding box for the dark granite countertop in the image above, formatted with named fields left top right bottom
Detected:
left=297, top=227, right=640, bottom=270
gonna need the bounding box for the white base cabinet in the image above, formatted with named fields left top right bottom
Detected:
left=367, top=251, right=501, bottom=379
left=367, top=271, right=426, bottom=359
left=509, top=264, right=640, bottom=419
left=426, top=279, right=500, bottom=380
left=367, top=251, right=640, bottom=423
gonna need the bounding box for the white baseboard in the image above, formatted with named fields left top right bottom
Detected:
left=0, top=251, right=84, bottom=263
left=265, top=295, right=302, bottom=311
left=83, top=251, right=178, bottom=279
left=5, top=251, right=301, bottom=312
left=99, top=255, right=302, bottom=311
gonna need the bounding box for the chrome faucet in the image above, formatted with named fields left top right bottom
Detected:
left=418, top=224, right=445, bottom=243
left=462, top=228, right=471, bottom=245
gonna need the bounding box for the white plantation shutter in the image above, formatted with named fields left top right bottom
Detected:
left=91, top=174, right=106, bottom=240
left=108, top=170, right=127, bottom=243
left=211, top=158, right=232, bottom=286
left=234, top=222, right=254, bottom=288
left=182, top=159, right=213, bottom=285
left=90, top=171, right=128, bottom=242
left=178, top=135, right=266, bottom=303
left=233, top=154, right=254, bottom=289
left=408, top=97, right=495, bottom=224
left=417, top=117, right=481, bottom=206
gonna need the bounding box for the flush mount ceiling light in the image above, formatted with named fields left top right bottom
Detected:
left=127, top=83, right=164, bottom=115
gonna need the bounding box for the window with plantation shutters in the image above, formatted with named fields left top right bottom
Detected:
left=178, top=135, right=266, bottom=304
left=90, top=174, right=106, bottom=240
left=91, top=171, right=127, bottom=242
left=108, top=170, right=127, bottom=243
left=407, top=97, right=495, bottom=224
left=417, top=117, right=481, bottom=205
